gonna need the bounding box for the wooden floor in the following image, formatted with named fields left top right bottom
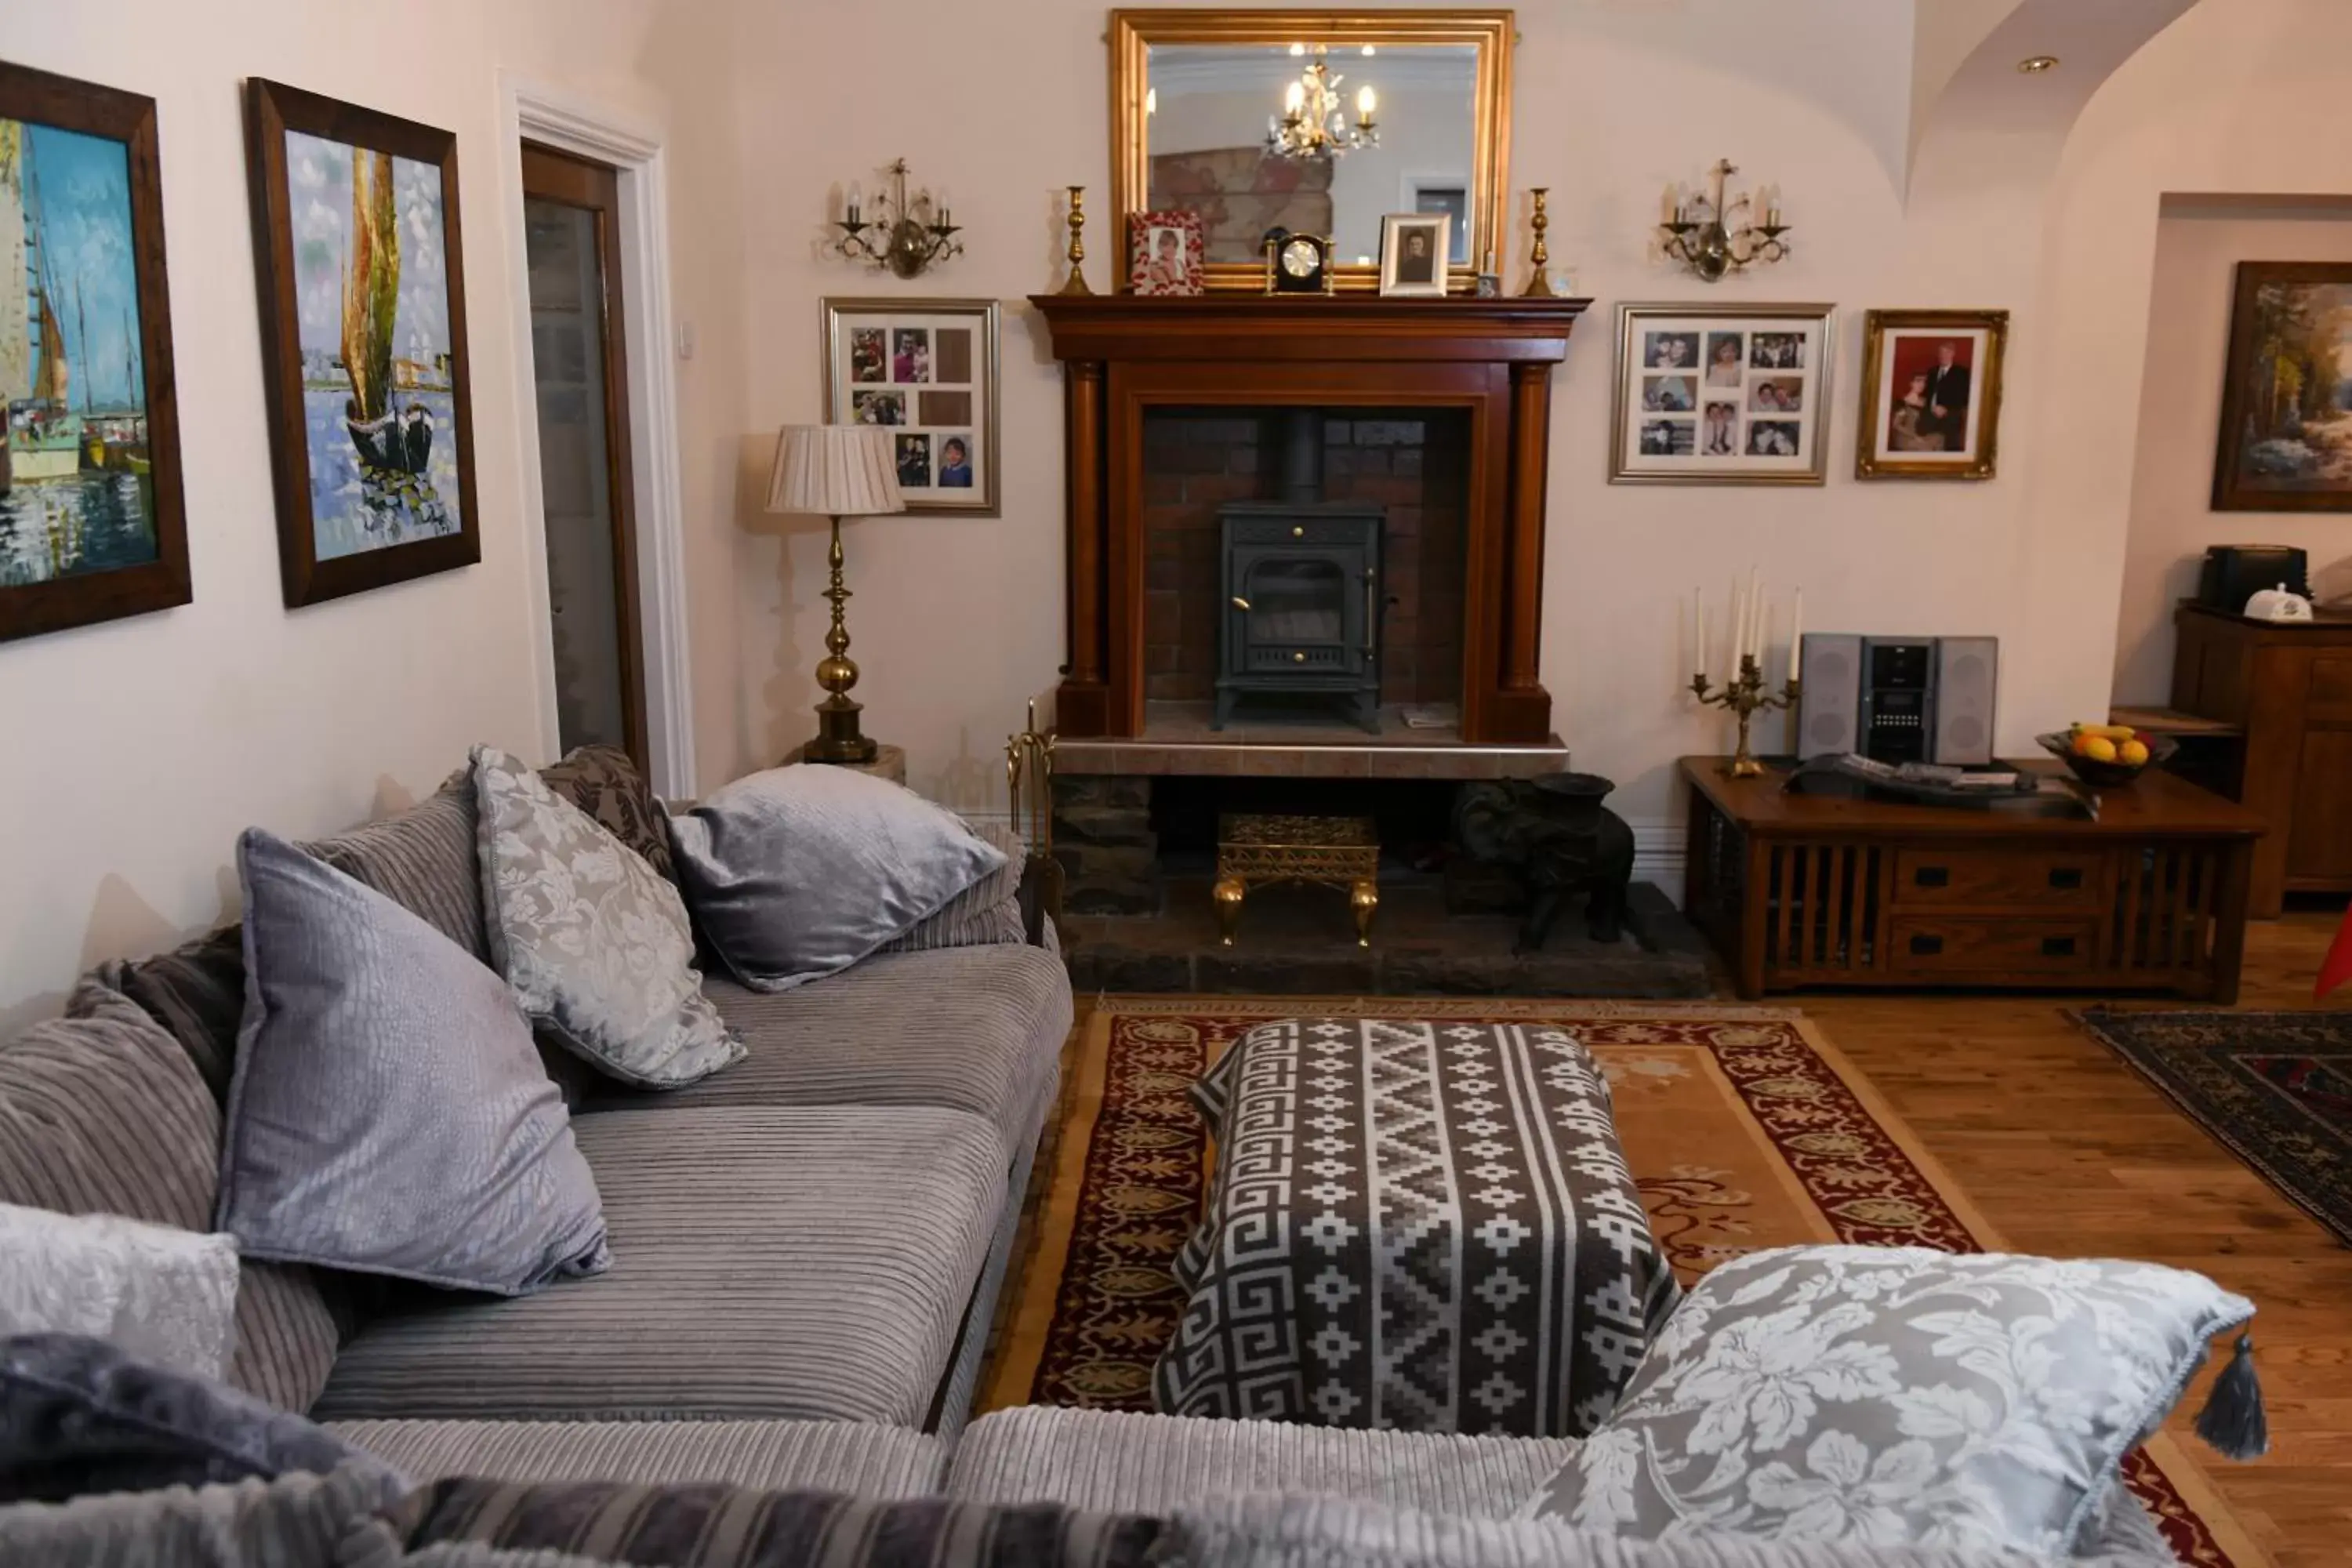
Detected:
left=1802, top=909, right=2351, bottom=1568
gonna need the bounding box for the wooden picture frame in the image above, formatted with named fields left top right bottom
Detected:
left=2212, top=260, right=2352, bottom=512
left=1610, top=303, right=1834, bottom=485
left=1854, top=309, right=2007, bottom=481
left=1127, top=209, right=1204, bottom=296
left=245, top=79, right=479, bottom=607
left=0, top=61, right=189, bottom=644
left=822, top=297, right=1000, bottom=515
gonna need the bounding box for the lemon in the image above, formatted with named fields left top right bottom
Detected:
left=2077, top=735, right=2118, bottom=764
left=2118, top=739, right=2150, bottom=767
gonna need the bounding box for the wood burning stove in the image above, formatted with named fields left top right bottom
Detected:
left=1214, top=412, right=1384, bottom=732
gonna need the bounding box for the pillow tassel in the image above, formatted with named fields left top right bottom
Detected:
left=2194, top=1333, right=2269, bottom=1461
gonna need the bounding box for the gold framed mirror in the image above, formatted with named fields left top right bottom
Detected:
left=1111, top=9, right=1514, bottom=294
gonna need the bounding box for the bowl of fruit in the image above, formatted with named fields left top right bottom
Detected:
left=2037, top=723, right=2176, bottom=786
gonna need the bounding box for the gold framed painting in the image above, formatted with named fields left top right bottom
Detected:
left=820, top=297, right=1000, bottom=515
left=1854, top=309, right=2008, bottom=481
left=1610, top=303, right=1835, bottom=485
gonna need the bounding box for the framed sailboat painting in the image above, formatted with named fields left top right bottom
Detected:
left=245, top=80, right=477, bottom=607
left=0, top=61, right=189, bottom=644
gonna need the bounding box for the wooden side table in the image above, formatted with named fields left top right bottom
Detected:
left=1678, top=757, right=2264, bottom=1002
left=782, top=741, right=906, bottom=786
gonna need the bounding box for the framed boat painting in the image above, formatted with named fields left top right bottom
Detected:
left=0, top=61, right=189, bottom=645
left=1608, top=303, right=1834, bottom=485
left=2212, top=261, right=2352, bottom=511
left=245, top=79, right=478, bottom=606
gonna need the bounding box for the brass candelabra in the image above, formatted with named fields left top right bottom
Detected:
left=1691, top=655, right=1798, bottom=779
left=1520, top=187, right=1555, bottom=297
left=1058, top=185, right=1091, bottom=296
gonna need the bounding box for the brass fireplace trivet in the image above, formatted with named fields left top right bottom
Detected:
left=1213, top=813, right=1379, bottom=948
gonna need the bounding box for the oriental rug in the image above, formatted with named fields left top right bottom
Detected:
left=2075, top=1007, right=2352, bottom=1249
left=977, top=998, right=2266, bottom=1568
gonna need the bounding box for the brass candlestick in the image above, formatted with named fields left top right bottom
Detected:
left=1691, top=655, right=1798, bottom=779
left=1058, top=185, right=1092, bottom=296
left=1521, top=187, right=1555, bottom=297
left=805, top=515, right=877, bottom=764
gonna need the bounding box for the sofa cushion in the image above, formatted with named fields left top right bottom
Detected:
left=9, top=982, right=341, bottom=1415
left=311, top=1105, right=1008, bottom=1428
left=220, top=830, right=612, bottom=1298
left=880, top=822, right=1030, bottom=954
left=946, top=1406, right=1581, bottom=1520
left=473, top=746, right=741, bottom=1090
left=96, top=924, right=245, bottom=1105
left=0, top=1207, right=240, bottom=1381
left=537, top=742, right=678, bottom=882
left=0, top=1461, right=411, bottom=1567
left=668, top=765, right=1007, bottom=993
left=302, top=776, right=490, bottom=964
left=587, top=946, right=1070, bottom=1152
left=325, top=1417, right=947, bottom=1496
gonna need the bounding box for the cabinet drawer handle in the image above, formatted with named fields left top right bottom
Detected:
left=2048, top=868, right=2085, bottom=891
left=1913, top=866, right=1950, bottom=888
left=1908, top=934, right=1944, bottom=956
left=2041, top=935, right=2078, bottom=957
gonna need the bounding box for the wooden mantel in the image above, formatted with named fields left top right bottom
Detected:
left=1029, top=293, right=1591, bottom=743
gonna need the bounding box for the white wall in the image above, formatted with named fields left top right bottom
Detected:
left=1, top=0, right=743, bottom=1020
left=2112, top=200, right=2352, bottom=705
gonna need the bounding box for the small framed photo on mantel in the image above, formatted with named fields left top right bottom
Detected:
left=1855, top=309, right=2009, bottom=481
left=1127, top=209, right=1203, bottom=296
left=1378, top=212, right=1450, bottom=298
left=1610, top=303, right=1835, bottom=485
left=822, top=297, right=1000, bottom=514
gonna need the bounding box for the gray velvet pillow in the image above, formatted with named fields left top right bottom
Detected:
left=669, top=765, right=1008, bottom=992
left=473, top=746, right=742, bottom=1089
left=0, top=1332, right=404, bottom=1505
left=218, top=829, right=611, bottom=1297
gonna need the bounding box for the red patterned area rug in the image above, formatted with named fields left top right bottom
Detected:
left=978, top=999, right=2267, bottom=1568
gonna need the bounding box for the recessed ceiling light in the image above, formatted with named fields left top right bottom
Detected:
left=2016, top=55, right=2060, bottom=74
left=1361, top=45, right=1377, bottom=56
left=1289, top=42, right=1306, bottom=56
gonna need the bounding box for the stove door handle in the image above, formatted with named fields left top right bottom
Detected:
left=1231, top=596, right=1251, bottom=611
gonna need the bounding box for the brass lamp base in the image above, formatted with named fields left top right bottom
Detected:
left=804, top=699, right=878, bottom=765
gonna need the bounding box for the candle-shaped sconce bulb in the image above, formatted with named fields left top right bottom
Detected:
left=1145, top=86, right=1157, bottom=116
left=1356, top=84, right=1376, bottom=120
left=1787, top=590, right=1803, bottom=687
left=847, top=180, right=863, bottom=224
left=1286, top=80, right=1306, bottom=114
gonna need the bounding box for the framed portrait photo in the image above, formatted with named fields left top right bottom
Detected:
left=1610, top=303, right=1833, bottom=485
left=245, top=80, right=479, bottom=608
left=1855, top=310, right=2008, bottom=480
left=2212, top=262, right=2352, bottom=511
left=822, top=297, right=999, bottom=514
left=1127, top=209, right=1203, bottom=296
left=0, top=61, right=190, bottom=645
left=1379, top=212, right=1450, bottom=298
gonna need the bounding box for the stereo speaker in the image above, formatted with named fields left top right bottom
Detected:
left=1796, top=633, right=1863, bottom=758
left=1933, top=637, right=1998, bottom=765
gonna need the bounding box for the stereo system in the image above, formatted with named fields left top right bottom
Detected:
left=1796, top=635, right=1998, bottom=766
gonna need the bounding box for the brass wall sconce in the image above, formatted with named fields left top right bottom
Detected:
left=1657, top=158, right=1789, bottom=283
left=833, top=158, right=962, bottom=279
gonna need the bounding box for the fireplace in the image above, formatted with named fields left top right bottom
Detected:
left=1030, top=293, right=1588, bottom=743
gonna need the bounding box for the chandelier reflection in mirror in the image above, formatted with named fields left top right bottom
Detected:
left=1656, top=159, right=1790, bottom=283
left=1266, top=42, right=1381, bottom=160
left=832, top=158, right=962, bottom=279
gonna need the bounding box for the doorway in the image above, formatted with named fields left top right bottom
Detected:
left=521, top=141, right=644, bottom=766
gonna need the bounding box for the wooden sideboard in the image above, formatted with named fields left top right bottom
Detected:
left=1679, top=757, right=2263, bottom=1001
left=2169, top=601, right=2352, bottom=916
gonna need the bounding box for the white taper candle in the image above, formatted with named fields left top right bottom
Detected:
left=1786, top=589, right=1804, bottom=687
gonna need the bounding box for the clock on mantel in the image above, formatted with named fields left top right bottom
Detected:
left=1261, top=228, right=1334, bottom=296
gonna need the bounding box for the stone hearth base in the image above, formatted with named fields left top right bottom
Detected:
left=1060, top=875, right=1715, bottom=998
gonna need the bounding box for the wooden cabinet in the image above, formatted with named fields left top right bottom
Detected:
left=2169, top=603, right=2352, bottom=916
left=1679, top=757, right=2263, bottom=1002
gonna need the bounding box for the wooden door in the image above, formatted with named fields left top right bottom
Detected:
left=521, top=141, right=644, bottom=767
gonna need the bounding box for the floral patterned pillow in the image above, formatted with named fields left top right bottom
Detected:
left=473, top=746, right=742, bottom=1090
left=1520, top=1246, right=2255, bottom=1556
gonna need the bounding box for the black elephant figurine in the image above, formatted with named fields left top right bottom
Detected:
left=1452, top=772, right=1636, bottom=952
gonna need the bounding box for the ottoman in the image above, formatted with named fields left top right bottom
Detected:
left=1153, top=1017, right=1679, bottom=1439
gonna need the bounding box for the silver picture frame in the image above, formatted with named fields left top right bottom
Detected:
left=821, top=296, right=1001, bottom=515
left=1609, top=301, right=1835, bottom=485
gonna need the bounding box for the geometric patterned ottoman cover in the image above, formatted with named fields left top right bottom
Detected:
left=1152, top=1018, right=1680, bottom=1439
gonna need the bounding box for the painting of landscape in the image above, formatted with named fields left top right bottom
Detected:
left=2216, top=263, right=2352, bottom=511
left=284, top=127, right=463, bottom=557
left=0, top=114, right=158, bottom=590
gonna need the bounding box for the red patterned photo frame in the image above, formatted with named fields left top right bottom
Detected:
left=1127, top=209, right=1204, bottom=296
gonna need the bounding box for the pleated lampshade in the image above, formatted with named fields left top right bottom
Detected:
left=764, top=425, right=906, bottom=517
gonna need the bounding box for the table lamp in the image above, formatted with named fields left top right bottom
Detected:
left=765, top=424, right=905, bottom=764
